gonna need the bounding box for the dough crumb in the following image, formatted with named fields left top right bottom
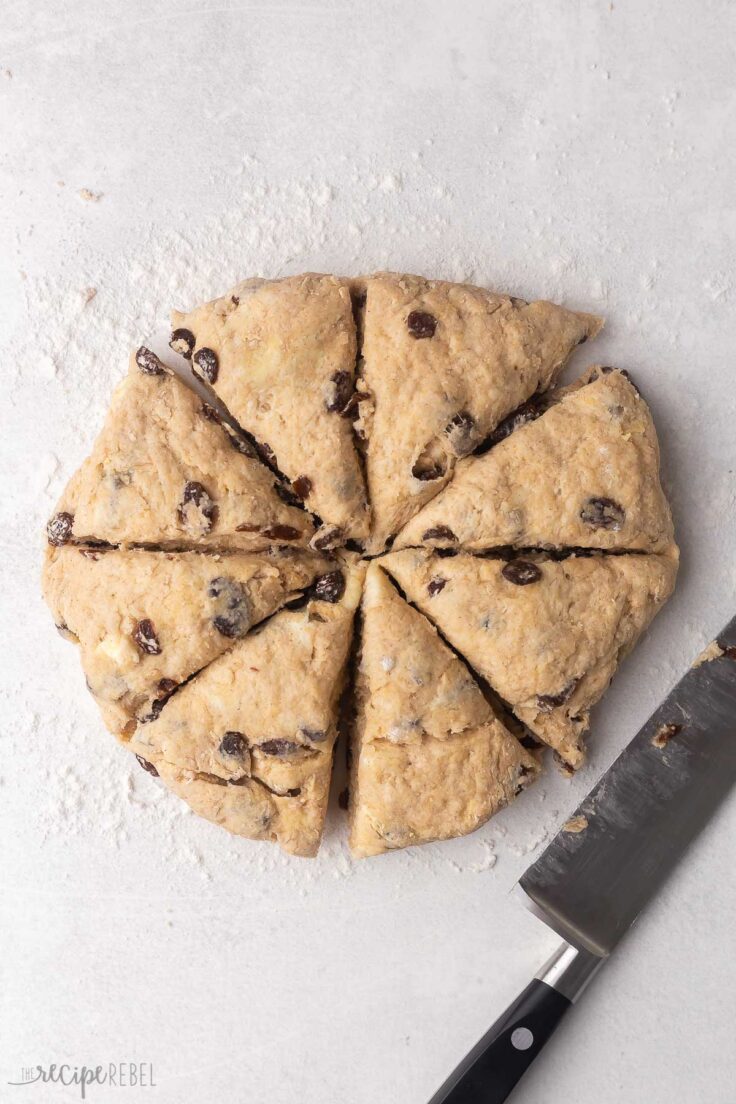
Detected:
left=79, top=188, right=103, bottom=202
left=562, top=814, right=588, bottom=834
left=81, top=287, right=97, bottom=305
left=692, top=640, right=723, bottom=668
left=652, top=722, right=682, bottom=749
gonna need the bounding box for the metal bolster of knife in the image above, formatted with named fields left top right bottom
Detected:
left=533, top=942, right=605, bottom=1004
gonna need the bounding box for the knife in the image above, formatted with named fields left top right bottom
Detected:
left=428, top=615, right=736, bottom=1104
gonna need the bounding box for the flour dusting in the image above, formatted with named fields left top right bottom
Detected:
left=1, top=152, right=681, bottom=891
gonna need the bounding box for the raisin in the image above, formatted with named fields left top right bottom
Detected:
left=299, top=727, right=327, bottom=742
left=156, top=678, right=176, bottom=698
left=338, top=787, right=349, bottom=810
left=553, top=752, right=576, bottom=777
left=720, top=644, right=736, bottom=660
left=135, top=346, right=166, bottom=376
left=312, top=571, right=345, bottom=604
left=169, top=328, right=195, bottom=358
left=136, top=755, right=159, bottom=776
left=141, top=700, right=165, bottom=722
left=477, top=395, right=550, bottom=452
left=292, top=475, right=312, bottom=500
left=310, top=525, right=344, bottom=552
left=501, top=561, right=542, bottom=586
left=258, top=739, right=302, bottom=756
left=445, top=410, right=476, bottom=457
left=192, top=347, right=219, bottom=384
left=177, top=481, right=217, bottom=535
left=256, top=441, right=278, bottom=468
left=47, top=511, right=74, bottom=546
left=219, top=731, right=248, bottom=758
left=514, top=762, right=536, bottom=795
left=133, top=618, right=162, bottom=655
left=325, top=370, right=354, bottom=414
left=407, top=310, right=437, bottom=339
left=578, top=333, right=588, bottom=345
left=580, top=496, right=625, bottom=531
left=274, top=482, right=302, bottom=507
left=340, top=392, right=361, bottom=420
left=537, top=679, right=579, bottom=712
left=427, top=576, right=447, bottom=597
left=200, top=402, right=222, bottom=424
left=208, top=576, right=252, bottom=638
left=422, top=525, right=457, bottom=543
left=591, top=364, right=631, bottom=386
left=411, top=456, right=447, bottom=481
left=520, top=732, right=543, bottom=750
left=589, top=366, right=635, bottom=386
left=262, top=524, right=301, bottom=541
left=228, top=430, right=256, bottom=457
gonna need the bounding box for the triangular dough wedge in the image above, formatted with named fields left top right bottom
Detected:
left=43, top=545, right=326, bottom=738
left=382, top=548, right=678, bottom=769
left=171, top=274, right=370, bottom=545
left=349, top=564, right=538, bottom=858
left=358, top=273, right=602, bottom=553
left=45, top=350, right=313, bottom=552
left=396, top=367, right=674, bottom=553
left=128, top=557, right=365, bottom=856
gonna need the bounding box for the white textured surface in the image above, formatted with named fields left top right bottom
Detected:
left=2, top=2, right=736, bottom=1102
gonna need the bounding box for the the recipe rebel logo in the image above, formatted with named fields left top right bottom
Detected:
left=8, top=1062, right=156, bottom=1098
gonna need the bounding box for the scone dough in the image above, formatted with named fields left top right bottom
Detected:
left=382, top=547, right=678, bottom=769
left=396, top=367, right=674, bottom=553
left=129, top=557, right=365, bottom=856
left=47, top=351, right=313, bottom=551
left=42, top=271, right=680, bottom=855
left=43, top=545, right=326, bottom=737
left=349, top=564, right=538, bottom=857
left=171, top=274, right=370, bottom=544
left=358, top=273, right=602, bottom=553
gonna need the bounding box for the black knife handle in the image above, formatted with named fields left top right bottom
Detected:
left=427, top=943, right=605, bottom=1104
left=427, top=979, right=571, bottom=1104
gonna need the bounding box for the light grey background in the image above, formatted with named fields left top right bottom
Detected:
left=2, top=2, right=735, bottom=1102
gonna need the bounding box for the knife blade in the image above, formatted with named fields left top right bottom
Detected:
left=520, top=612, right=736, bottom=956
left=427, top=615, right=736, bottom=1104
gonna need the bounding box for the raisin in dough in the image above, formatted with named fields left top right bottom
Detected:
left=170, top=274, right=370, bottom=546
left=396, top=367, right=674, bottom=553
left=358, top=273, right=602, bottom=553
left=46, top=351, right=312, bottom=552
left=349, top=564, right=538, bottom=858
left=129, top=558, right=365, bottom=856
left=382, top=548, right=678, bottom=769
left=43, top=545, right=325, bottom=738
